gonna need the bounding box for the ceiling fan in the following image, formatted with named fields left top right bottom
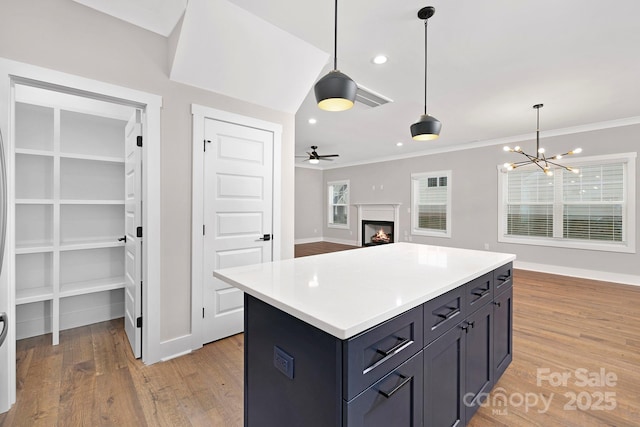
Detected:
left=297, top=146, right=339, bottom=164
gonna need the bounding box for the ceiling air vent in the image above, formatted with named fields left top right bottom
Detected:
left=355, top=84, right=393, bottom=108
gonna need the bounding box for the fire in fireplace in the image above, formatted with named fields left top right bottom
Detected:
left=362, top=220, right=394, bottom=246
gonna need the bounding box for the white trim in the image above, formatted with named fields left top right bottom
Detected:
left=158, top=334, right=193, bottom=361
left=295, top=237, right=323, bottom=245
left=327, top=179, right=350, bottom=229
left=0, top=57, right=163, bottom=412
left=319, top=117, right=640, bottom=170
left=515, top=261, right=640, bottom=287
left=190, top=104, right=282, bottom=350
left=411, top=170, right=452, bottom=238
left=497, top=152, right=636, bottom=254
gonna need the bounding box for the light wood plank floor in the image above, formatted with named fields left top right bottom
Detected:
left=1, top=244, right=639, bottom=426
left=294, top=241, right=359, bottom=258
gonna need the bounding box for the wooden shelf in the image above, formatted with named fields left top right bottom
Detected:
left=59, top=152, right=125, bottom=164
left=16, top=286, right=54, bottom=305
left=60, top=276, right=126, bottom=298
left=59, top=240, right=124, bottom=252
left=15, top=148, right=54, bottom=157
left=15, top=199, right=54, bottom=205
left=59, top=199, right=125, bottom=205
left=16, top=244, right=54, bottom=254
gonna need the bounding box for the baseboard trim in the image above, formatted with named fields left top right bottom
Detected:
left=294, top=237, right=322, bottom=245
left=159, top=334, right=194, bottom=361
left=514, top=261, right=640, bottom=287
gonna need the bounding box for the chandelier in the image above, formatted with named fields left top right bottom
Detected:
left=503, top=104, right=582, bottom=176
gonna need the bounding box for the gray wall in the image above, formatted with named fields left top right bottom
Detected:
left=294, top=167, right=324, bottom=242
left=319, top=124, right=640, bottom=277
left=0, top=0, right=296, bottom=342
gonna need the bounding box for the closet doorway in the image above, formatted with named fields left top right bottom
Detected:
left=12, top=82, right=143, bottom=357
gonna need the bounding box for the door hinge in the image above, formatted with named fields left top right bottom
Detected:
left=204, top=139, right=211, bottom=152
left=137, top=135, right=143, bottom=147
left=137, top=227, right=143, bottom=238
left=203, top=224, right=206, bottom=235
left=202, top=307, right=205, bottom=318
left=136, top=317, right=142, bottom=328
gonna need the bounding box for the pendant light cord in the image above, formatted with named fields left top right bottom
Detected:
left=423, top=18, right=428, bottom=115
left=536, top=106, right=540, bottom=154
left=333, top=0, right=338, bottom=70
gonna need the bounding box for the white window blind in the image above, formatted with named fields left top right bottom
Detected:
left=498, top=152, right=635, bottom=253
left=412, top=171, right=451, bottom=237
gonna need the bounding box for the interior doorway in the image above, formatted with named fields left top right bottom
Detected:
left=0, top=57, right=163, bottom=413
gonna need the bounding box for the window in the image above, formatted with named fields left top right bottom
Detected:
left=328, top=180, right=349, bottom=228
left=498, top=153, right=636, bottom=253
left=411, top=170, right=452, bottom=237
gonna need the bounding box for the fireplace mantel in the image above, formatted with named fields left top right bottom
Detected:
left=352, top=203, right=401, bottom=247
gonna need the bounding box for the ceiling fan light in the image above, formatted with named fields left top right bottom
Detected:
left=314, top=70, right=357, bottom=111
left=411, top=114, right=441, bottom=140
left=309, top=158, right=320, bottom=165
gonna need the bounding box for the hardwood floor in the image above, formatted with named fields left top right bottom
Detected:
left=2, top=243, right=639, bottom=426
left=294, top=241, right=359, bottom=258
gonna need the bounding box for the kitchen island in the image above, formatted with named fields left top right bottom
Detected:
left=213, top=242, right=515, bottom=427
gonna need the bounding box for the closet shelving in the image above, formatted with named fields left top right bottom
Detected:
left=14, top=97, right=129, bottom=343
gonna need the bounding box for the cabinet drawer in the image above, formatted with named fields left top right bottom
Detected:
left=466, top=272, right=493, bottom=314
left=424, top=286, right=465, bottom=345
left=344, top=351, right=423, bottom=427
left=494, top=262, right=513, bottom=295
left=344, top=306, right=423, bottom=401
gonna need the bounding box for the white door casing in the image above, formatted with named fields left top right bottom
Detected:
left=0, top=57, right=163, bottom=414
left=124, top=110, right=143, bottom=358
left=202, top=118, right=273, bottom=343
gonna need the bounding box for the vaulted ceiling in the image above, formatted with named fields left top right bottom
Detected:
left=73, top=0, right=640, bottom=168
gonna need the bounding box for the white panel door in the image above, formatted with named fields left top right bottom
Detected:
left=124, top=110, right=142, bottom=358
left=203, top=118, right=273, bottom=343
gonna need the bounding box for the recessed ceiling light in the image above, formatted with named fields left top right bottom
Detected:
left=396, top=142, right=403, bottom=147
left=372, top=55, right=388, bottom=65
left=308, top=118, right=317, bottom=124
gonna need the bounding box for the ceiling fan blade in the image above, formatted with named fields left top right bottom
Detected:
left=318, top=154, right=339, bottom=158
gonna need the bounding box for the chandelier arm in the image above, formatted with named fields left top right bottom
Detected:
left=544, top=160, right=572, bottom=170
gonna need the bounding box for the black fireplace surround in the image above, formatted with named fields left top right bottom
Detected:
left=361, top=220, right=394, bottom=246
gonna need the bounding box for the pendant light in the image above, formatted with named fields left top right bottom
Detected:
left=411, top=6, right=442, bottom=140
left=503, top=104, right=582, bottom=175
left=314, top=0, right=357, bottom=111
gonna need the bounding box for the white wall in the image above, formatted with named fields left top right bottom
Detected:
left=316, top=124, right=640, bottom=280
left=0, top=0, right=295, bottom=344
left=294, top=167, right=324, bottom=243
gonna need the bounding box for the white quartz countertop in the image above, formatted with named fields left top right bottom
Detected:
left=213, top=242, right=515, bottom=340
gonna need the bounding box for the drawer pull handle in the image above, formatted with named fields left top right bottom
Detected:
left=493, top=301, right=501, bottom=307
left=379, top=375, right=413, bottom=399
left=436, top=308, right=460, bottom=320
left=472, top=289, right=490, bottom=298
left=376, top=337, right=412, bottom=358
left=498, top=274, right=511, bottom=282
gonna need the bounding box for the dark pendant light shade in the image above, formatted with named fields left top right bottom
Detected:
left=314, top=0, right=356, bottom=111
left=411, top=6, right=441, bottom=140
left=411, top=114, right=442, bottom=141
left=315, top=70, right=357, bottom=112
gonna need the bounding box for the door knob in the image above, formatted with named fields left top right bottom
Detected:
left=257, top=234, right=271, bottom=241
left=118, top=235, right=127, bottom=243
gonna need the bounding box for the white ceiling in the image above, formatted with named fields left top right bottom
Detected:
left=75, top=0, right=640, bottom=168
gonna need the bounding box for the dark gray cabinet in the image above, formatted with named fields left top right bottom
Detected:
left=493, top=283, right=513, bottom=379
left=345, top=351, right=423, bottom=427
left=243, top=262, right=513, bottom=427
left=463, top=301, right=494, bottom=421
left=424, top=322, right=465, bottom=427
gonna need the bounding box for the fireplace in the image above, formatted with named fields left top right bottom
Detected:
left=362, top=220, right=394, bottom=246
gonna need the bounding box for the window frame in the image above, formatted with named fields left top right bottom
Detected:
left=497, top=152, right=636, bottom=253
left=411, top=170, right=452, bottom=238
left=327, top=179, right=350, bottom=229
